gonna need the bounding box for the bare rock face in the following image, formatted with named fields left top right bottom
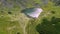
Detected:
left=41, top=0, right=48, bottom=5
left=0, top=0, right=49, bottom=9
left=27, top=8, right=43, bottom=18
left=21, top=8, right=43, bottom=18
left=0, top=0, right=14, bottom=8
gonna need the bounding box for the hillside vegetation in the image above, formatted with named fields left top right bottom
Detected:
left=0, top=0, right=60, bottom=34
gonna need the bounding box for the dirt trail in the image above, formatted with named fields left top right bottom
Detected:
left=18, top=13, right=29, bottom=34
left=8, top=12, right=29, bottom=34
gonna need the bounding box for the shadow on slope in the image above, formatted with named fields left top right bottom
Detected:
left=36, top=16, right=60, bottom=34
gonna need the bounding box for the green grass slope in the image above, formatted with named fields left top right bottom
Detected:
left=0, top=0, right=60, bottom=34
